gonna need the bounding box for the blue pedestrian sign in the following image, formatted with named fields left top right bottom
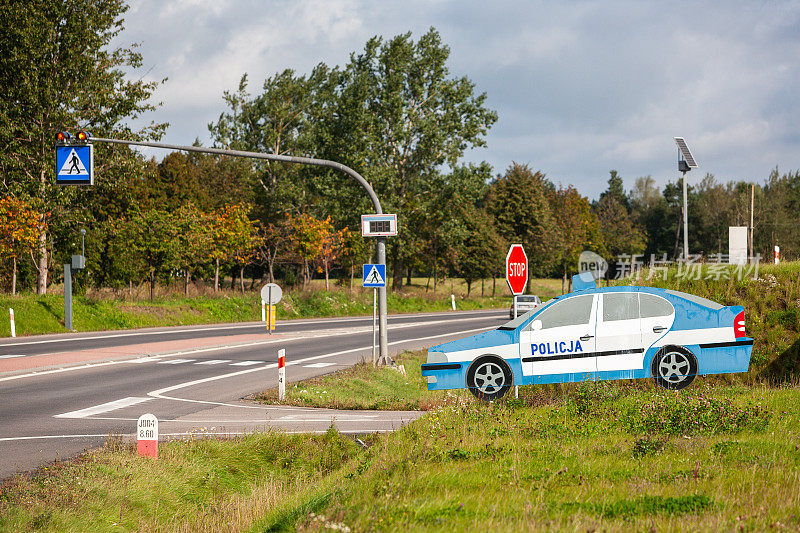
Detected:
left=362, top=264, right=386, bottom=288
left=56, top=144, right=93, bottom=185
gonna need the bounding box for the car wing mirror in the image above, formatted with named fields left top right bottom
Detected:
left=531, top=320, right=542, bottom=331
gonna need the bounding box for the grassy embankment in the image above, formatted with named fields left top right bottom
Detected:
left=0, top=276, right=561, bottom=338
left=2, top=379, right=796, bottom=531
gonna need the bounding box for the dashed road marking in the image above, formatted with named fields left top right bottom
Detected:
left=229, top=360, right=263, bottom=366
left=54, top=396, right=152, bottom=419
left=303, top=362, right=337, bottom=368
left=158, top=359, right=195, bottom=365
left=195, top=359, right=231, bottom=365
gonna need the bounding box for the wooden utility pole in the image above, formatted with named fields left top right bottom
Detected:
left=749, top=184, right=754, bottom=261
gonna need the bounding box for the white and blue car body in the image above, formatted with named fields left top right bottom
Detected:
left=421, top=273, right=753, bottom=400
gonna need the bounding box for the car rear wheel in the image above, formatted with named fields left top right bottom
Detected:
left=467, top=356, right=512, bottom=401
left=651, top=346, right=697, bottom=390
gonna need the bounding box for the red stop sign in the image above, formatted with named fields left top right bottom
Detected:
left=505, top=244, right=528, bottom=295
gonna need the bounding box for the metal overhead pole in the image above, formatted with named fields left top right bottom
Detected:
left=88, top=136, right=390, bottom=363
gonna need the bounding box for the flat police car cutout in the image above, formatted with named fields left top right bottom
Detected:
left=421, top=272, right=754, bottom=401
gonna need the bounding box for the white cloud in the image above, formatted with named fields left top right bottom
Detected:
left=113, top=0, right=800, bottom=198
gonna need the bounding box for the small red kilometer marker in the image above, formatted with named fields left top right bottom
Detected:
left=137, top=413, right=158, bottom=458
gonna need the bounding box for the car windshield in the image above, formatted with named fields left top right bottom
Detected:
left=499, top=298, right=556, bottom=330
left=517, top=296, right=538, bottom=303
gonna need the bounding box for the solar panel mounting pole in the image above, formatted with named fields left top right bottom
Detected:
left=86, top=135, right=390, bottom=363
left=674, top=137, right=698, bottom=261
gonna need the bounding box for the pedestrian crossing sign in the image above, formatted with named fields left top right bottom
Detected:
left=362, top=264, right=386, bottom=288
left=55, top=144, right=93, bottom=185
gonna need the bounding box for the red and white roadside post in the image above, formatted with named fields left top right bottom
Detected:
left=278, top=349, right=286, bottom=401
left=9, top=308, right=15, bottom=338
left=137, top=413, right=158, bottom=458
left=775, top=245, right=780, bottom=265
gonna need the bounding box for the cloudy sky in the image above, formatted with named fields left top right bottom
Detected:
left=114, top=0, right=800, bottom=198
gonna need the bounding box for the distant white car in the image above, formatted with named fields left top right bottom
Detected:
left=509, top=295, right=542, bottom=319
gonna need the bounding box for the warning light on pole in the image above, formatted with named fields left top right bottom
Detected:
left=56, top=131, right=71, bottom=143
left=76, top=131, right=90, bottom=141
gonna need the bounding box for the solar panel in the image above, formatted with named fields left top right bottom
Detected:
left=674, top=137, right=698, bottom=167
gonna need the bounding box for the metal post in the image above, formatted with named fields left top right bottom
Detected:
left=88, top=136, right=391, bottom=365
left=376, top=237, right=389, bottom=365
left=513, top=295, right=518, bottom=319
left=268, top=286, right=273, bottom=335
left=64, top=264, right=72, bottom=330
left=372, top=288, right=377, bottom=365
left=682, top=172, right=689, bottom=260
left=80, top=228, right=86, bottom=256
left=749, top=184, right=754, bottom=261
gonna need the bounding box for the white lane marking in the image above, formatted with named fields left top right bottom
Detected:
left=304, top=362, right=337, bottom=368
left=0, top=354, right=25, bottom=360
left=147, top=325, right=492, bottom=411
left=54, top=396, right=152, bottom=419
left=0, top=310, right=503, bottom=348
left=229, top=360, right=263, bottom=367
left=126, top=358, right=161, bottom=364
left=0, top=428, right=402, bottom=442
left=195, top=359, right=231, bottom=365
left=0, top=336, right=303, bottom=383
left=158, top=358, right=195, bottom=365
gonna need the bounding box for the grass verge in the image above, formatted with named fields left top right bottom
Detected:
left=4, top=383, right=799, bottom=531
left=254, top=350, right=466, bottom=411
left=0, top=428, right=363, bottom=532
left=0, top=282, right=513, bottom=338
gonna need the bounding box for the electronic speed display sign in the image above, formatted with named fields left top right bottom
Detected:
left=361, top=214, right=398, bottom=237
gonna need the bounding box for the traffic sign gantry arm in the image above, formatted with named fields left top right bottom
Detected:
left=79, top=135, right=391, bottom=365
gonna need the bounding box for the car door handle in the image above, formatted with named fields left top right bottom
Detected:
left=652, top=326, right=668, bottom=333
left=580, top=334, right=594, bottom=341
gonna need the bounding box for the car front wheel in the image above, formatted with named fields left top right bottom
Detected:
left=467, top=356, right=512, bottom=401
left=651, top=346, right=698, bottom=390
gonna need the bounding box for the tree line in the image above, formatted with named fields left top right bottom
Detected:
left=1, top=1, right=797, bottom=298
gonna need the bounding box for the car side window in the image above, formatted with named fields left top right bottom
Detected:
left=640, top=293, right=674, bottom=318
left=531, top=295, right=593, bottom=329
left=603, top=293, right=639, bottom=321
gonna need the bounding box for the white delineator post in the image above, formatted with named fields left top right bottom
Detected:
left=278, top=349, right=286, bottom=401
left=137, top=414, right=158, bottom=458
left=451, top=294, right=456, bottom=311
left=261, top=300, right=266, bottom=322
left=9, top=308, right=15, bottom=338
left=775, top=245, right=780, bottom=265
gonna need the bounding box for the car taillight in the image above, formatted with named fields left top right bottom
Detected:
left=734, top=310, right=746, bottom=338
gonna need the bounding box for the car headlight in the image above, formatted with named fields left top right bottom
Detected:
left=427, top=352, right=447, bottom=363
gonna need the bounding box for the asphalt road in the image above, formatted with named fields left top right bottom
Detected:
left=0, top=309, right=506, bottom=479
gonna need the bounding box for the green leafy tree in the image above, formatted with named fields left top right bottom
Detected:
left=451, top=205, right=506, bottom=296
left=549, top=186, right=605, bottom=291
left=0, top=0, right=164, bottom=294
left=487, top=163, right=560, bottom=283
left=322, top=28, right=497, bottom=289
left=0, top=196, right=42, bottom=294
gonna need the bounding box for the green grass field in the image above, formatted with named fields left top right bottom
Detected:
left=0, top=275, right=539, bottom=338
left=3, top=374, right=798, bottom=531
